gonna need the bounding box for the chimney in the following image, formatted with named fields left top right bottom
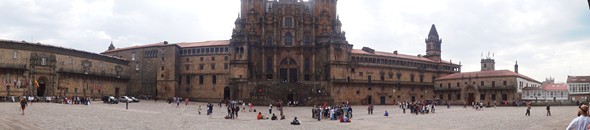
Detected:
left=515, top=60, right=519, bottom=74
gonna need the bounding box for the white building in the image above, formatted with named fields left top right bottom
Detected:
left=567, top=76, right=590, bottom=101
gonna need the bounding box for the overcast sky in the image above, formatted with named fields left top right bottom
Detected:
left=1, top=0, right=589, bottom=83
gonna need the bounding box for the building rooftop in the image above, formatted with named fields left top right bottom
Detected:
left=542, top=83, right=568, bottom=91
left=351, top=49, right=457, bottom=65
left=0, top=39, right=128, bottom=64
left=176, top=40, right=230, bottom=48
left=436, top=69, right=540, bottom=83
left=102, top=41, right=169, bottom=54
left=567, top=76, right=590, bottom=83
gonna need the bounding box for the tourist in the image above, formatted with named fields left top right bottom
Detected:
left=198, top=105, right=202, bottom=115
left=235, top=106, right=240, bottom=118
left=257, top=112, right=263, bottom=120
left=384, top=111, right=389, bottom=116
left=19, top=97, right=27, bottom=115
left=291, top=117, right=301, bottom=125
left=566, top=104, right=590, bottom=130
left=525, top=102, right=531, bottom=116
left=126, top=100, right=129, bottom=110
left=185, top=98, right=189, bottom=106
left=431, top=104, right=436, bottom=113
left=176, top=98, right=180, bottom=108
left=271, top=114, right=278, bottom=120
left=249, top=102, right=253, bottom=112
left=368, top=104, right=373, bottom=114
left=546, top=104, right=551, bottom=116
left=348, top=106, right=353, bottom=118
left=269, top=104, right=273, bottom=114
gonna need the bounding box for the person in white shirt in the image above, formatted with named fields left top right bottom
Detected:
left=566, top=104, right=590, bottom=130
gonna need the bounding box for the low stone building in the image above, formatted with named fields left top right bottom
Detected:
left=0, top=40, right=130, bottom=98
left=435, top=57, right=540, bottom=105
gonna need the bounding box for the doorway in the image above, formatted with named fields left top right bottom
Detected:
left=36, top=79, right=46, bottom=97
left=468, top=93, right=475, bottom=104
left=380, top=96, right=386, bottom=105
left=115, top=88, right=120, bottom=98
left=224, top=86, right=231, bottom=100
left=287, top=93, right=294, bottom=103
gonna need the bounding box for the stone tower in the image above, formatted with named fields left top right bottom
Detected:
left=424, top=24, right=442, bottom=61
left=108, top=41, right=115, bottom=51
left=480, top=53, right=495, bottom=71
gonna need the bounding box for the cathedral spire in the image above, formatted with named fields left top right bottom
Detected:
left=428, top=24, right=439, bottom=39
left=108, top=41, right=115, bottom=51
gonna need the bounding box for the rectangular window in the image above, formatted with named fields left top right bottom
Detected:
left=492, top=94, right=496, bottom=100
left=212, top=75, right=217, bottom=84
left=224, top=63, right=228, bottom=70
left=211, top=64, right=215, bottom=70
left=211, top=56, right=215, bottom=61
left=456, top=94, right=461, bottom=100
left=196, top=49, right=201, bottom=53
left=480, top=94, right=485, bottom=100
left=199, top=64, right=204, bottom=70
left=492, top=81, right=496, bottom=87
left=410, top=75, right=415, bottom=82
left=186, top=76, right=190, bottom=84
left=419, top=75, right=424, bottom=83
left=13, top=51, right=17, bottom=59
left=185, top=65, right=190, bottom=70
left=41, top=58, right=47, bottom=65
left=161, top=66, right=164, bottom=71
left=199, top=75, right=204, bottom=84
left=200, top=57, right=204, bottom=61
left=225, top=56, right=228, bottom=60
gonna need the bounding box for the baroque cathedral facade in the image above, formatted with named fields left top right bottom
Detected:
left=103, top=0, right=461, bottom=105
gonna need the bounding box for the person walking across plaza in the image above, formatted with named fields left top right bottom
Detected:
left=126, top=100, right=129, bottom=110
left=269, top=104, right=273, bottom=114
left=198, top=105, right=202, bottom=115
left=19, top=97, right=28, bottom=115
left=546, top=104, right=551, bottom=116
left=185, top=98, right=189, bottom=106
left=566, top=104, right=590, bottom=130
left=525, top=102, right=531, bottom=116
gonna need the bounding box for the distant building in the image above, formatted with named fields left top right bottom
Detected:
left=435, top=56, right=540, bottom=105
left=522, top=83, right=568, bottom=102
left=567, top=76, right=590, bottom=101
left=0, top=39, right=130, bottom=98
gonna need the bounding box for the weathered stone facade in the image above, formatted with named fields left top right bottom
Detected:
left=103, top=0, right=462, bottom=105
left=0, top=40, right=129, bottom=98
left=435, top=58, right=541, bottom=105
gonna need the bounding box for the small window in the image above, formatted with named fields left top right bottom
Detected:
left=185, top=65, right=190, bottom=70
left=211, top=57, right=215, bottom=61
left=13, top=51, right=18, bottom=59
left=224, top=56, right=228, bottom=60
left=199, top=64, right=204, bottom=70
left=224, top=63, right=229, bottom=70
left=131, top=53, right=136, bottom=61
left=200, top=57, right=204, bottom=61
left=199, top=75, right=204, bottom=84
left=211, top=64, right=215, bottom=70
left=212, top=75, right=217, bottom=84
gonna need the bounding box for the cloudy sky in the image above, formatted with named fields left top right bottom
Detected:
left=1, top=0, right=589, bottom=82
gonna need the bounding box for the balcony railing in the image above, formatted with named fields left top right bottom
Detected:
left=0, top=63, right=27, bottom=70
left=57, top=68, right=129, bottom=79
left=332, top=79, right=433, bottom=86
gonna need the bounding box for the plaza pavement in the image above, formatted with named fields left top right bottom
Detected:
left=0, top=101, right=577, bottom=130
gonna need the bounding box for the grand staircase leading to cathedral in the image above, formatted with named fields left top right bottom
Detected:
left=250, top=81, right=333, bottom=106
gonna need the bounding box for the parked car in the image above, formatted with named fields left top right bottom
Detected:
left=130, top=96, right=140, bottom=102
left=119, top=96, right=132, bottom=102
left=102, top=96, right=119, bottom=104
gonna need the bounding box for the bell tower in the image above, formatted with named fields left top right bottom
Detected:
left=480, top=53, right=495, bottom=71
left=424, top=24, right=442, bottom=61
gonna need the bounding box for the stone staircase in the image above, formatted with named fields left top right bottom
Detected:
left=250, top=81, right=332, bottom=106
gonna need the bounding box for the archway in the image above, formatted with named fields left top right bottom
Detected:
left=462, top=85, right=479, bottom=104
left=36, top=77, right=47, bottom=97
left=224, top=86, right=230, bottom=100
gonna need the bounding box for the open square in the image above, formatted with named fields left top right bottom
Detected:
left=0, top=102, right=576, bottom=130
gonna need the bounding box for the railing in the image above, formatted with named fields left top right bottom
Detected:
left=0, top=63, right=27, bottom=70
left=332, top=79, right=433, bottom=86
left=57, top=68, right=130, bottom=79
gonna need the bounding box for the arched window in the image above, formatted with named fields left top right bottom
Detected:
left=285, top=32, right=292, bottom=46
left=285, top=16, right=293, bottom=28
left=304, top=57, right=310, bottom=72
left=266, top=36, right=273, bottom=46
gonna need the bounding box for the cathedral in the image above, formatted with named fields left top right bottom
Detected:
left=102, top=0, right=461, bottom=105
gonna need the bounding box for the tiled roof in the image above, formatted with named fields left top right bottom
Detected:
left=567, top=76, right=590, bottom=83
left=176, top=40, right=230, bottom=48
left=542, top=83, right=568, bottom=91
left=436, top=70, right=540, bottom=83
left=350, top=49, right=457, bottom=64
left=522, top=87, right=543, bottom=91
left=102, top=42, right=167, bottom=53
